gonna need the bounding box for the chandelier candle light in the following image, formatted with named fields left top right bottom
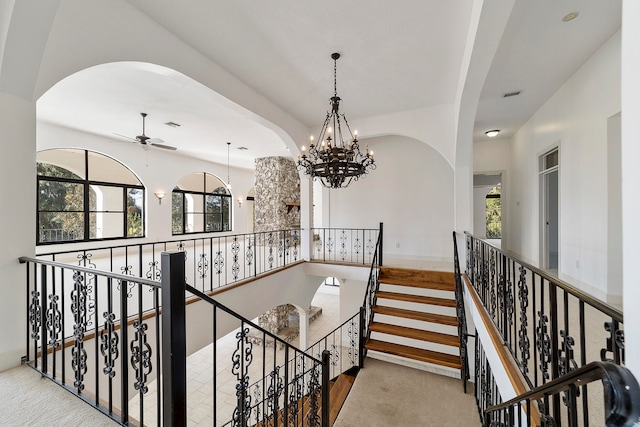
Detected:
left=297, top=53, right=376, bottom=189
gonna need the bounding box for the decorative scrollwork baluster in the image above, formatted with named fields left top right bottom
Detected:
left=307, top=364, right=321, bottom=427
left=365, top=236, right=374, bottom=255
left=145, top=260, right=161, bottom=282
left=213, top=251, right=224, bottom=277
left=536, top=311, right=551, bottom=381
left=601, top=321, right=625, bottom=364
left=558, top=329, right=579, bottom=405
left=246, top=236, right=254, bottom=268
left=348, top=317, right=359, bottom=366
left=517, top=267, right=530, bottom=374
left=46, top=294, right=62, bottom=349
left=231, top=237, right=240, bottom=280
left=198, top=253, right=209, bottom=279
left=268, top=233, right=275, bottom=269
left=29, top=290, right=41, bottom=341
left=339, top=230, right=348, bottom=261
left=232, top=327, right=253, bottom=426
left=71, top=271, right=88, bottom=391
left=267, top=366, right=283, bottom=422
left=77, top=253, right=96, bottom=326
left=326, top=236, right=334, bottom=254
left=100, top=312, right=119, bottom=378
left=130, top=320, right=152, bottom=394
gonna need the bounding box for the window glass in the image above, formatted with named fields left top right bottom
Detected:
left=88, top=150, right=140, bottom=185
left=37, top=149, right=86, bottom=179
left=36, top=149, right=144, bottom=244
left=172, top=172, right=231, bottom=235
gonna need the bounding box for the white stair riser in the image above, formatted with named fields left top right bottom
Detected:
left=369, top=331, right=460, bottom=356
left=375, top=298, right=456, bottom=316
left=373, top=313, right=458, bottom=335
left=378, top=283, right=454, bottom=299
left=365, top=351, right=461, bottom=379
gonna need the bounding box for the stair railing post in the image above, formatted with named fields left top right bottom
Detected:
left=321, top=350, right=330, bottom=427
left=378, top=222, right=383, bottom=266
left=161, top=251, right=187, bottom=427
left=359, top=306, right=366, bottom=369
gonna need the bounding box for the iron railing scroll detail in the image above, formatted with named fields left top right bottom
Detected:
left=483, top=360, right=640, bottom=427
left=38, top=228, right=302, bottom=295
left=464, top=232, right=633, bottom=427
left=20, top=256, right=163, bottom=426
left=310, top=223, right=381, bottom=266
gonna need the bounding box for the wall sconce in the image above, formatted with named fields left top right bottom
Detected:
left=154, top=192, right=166, bottom=205
left=237, top=196, right=243, bottom=208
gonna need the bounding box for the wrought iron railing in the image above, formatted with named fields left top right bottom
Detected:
left=453, top=231, right=470, bottom=392
left=186, top=285, right=329, bottom=427
left=360, top=232, right=382, bottom=360
left=38, top=229, right=302, bottom=294
left=20, top=252, right=330, bottom=426
left=465, top=232, right=626, bottom=424
left=306, top=310, right=364, bottom=380
left=310, top=224, right=382, bottom=266
left=20, top=256, right=163, bottom=425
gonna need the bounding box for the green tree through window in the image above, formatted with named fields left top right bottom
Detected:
left=486, top=186, right=501, bottom=238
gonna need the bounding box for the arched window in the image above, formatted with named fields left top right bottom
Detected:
left=37, top=149, right=144, bottom=244
left=172, top=172, right=231, bottom=235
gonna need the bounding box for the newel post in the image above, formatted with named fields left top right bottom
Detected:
left=161, top=251, right=187, bottom=426
left=321, top=350, right=331, bottom=427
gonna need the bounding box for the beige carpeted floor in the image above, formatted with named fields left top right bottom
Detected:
left=0, top=365, right=116, bottom=426
left=335, top=358, right=480, bottom=427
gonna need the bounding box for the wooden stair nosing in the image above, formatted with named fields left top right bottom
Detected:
left=375, top=290, right=456, bottom=307
left=365, top=339, right=462, bottom=369
left=373, top=305, right=458, bottom=326
left=379, top=268, right=455, bottom=284
left=379, top=278, right=455, bottom=291
left=369, top=322, right=460, bottom=347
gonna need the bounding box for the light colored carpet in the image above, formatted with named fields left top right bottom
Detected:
left=0, top=365, right=116, bottom=426
left=335, top=358, right=480, bottom=427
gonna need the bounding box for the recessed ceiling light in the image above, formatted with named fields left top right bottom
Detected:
left=562, top=11, right=579, bottom=22
left=485, top=130, right=500, bottom=138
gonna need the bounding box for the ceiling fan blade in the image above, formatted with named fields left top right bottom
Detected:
left=151, top=143, right=177, bottom=151
left=113, top=133, right=138, bottom=142
left=147, top=137, right=165, bottom=144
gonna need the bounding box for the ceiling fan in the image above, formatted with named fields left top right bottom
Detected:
left=115, top=112, right=177, bottom=150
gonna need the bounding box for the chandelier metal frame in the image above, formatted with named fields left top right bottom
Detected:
left=297, top=53, right=375, bottom=189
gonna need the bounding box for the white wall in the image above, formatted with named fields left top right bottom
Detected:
left=325, top=135, right=455, bottom=261
left=621, top=0, right=640, bottom=381
left=36, top=122, right=255, bottom=245
left=506, top=31, right=621, bottom=300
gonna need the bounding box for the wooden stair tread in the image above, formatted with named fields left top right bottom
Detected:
left=328, top=374, right=356, bottom=424
left=366, top=339, right=461, bottom=369
left=379, top=276, right=455, bottom=291
left=373, top=305, right=458, bottom=326
left=380, top=268, right=454, bottom=283
left=375, top=291, right=456, bottom=307
left=370, top=322, right=459, bottom=347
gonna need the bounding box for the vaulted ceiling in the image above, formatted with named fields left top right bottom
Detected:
left=36, top=0, right=621, bottom=168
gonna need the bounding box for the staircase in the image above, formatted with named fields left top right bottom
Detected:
left=254, top=368, right=357, bottom=427
left=365, top=267, right=462, bottom=375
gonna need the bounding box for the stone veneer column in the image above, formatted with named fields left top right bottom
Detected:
left=254, top=157, right=300, bottom=232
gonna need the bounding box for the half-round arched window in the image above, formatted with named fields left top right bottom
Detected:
left=37, top=148, right=144, bottom=244
left=172, top=172, right=231, bottom=235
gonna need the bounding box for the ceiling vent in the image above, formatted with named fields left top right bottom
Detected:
left=164, top=121, right=182, bottom=128
left=237, top=146, right=248, bottom=151
left=502, top=91, right=521, bottom=98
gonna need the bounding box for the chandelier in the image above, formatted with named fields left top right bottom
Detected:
left=297, top=53, right=376, bottom=189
